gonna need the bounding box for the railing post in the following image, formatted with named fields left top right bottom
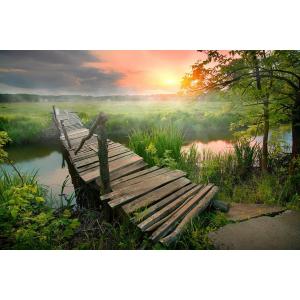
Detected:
left=60, top=120, right=72, bottom=149
left=52, top=105, right=59, bottom=127
left=74, top=112, right=112, bottom=194
left=97, top=113, right=112, bottom=194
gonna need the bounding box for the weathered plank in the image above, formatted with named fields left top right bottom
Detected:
left=105, top=170, right=186, bottom=208
left=111, top=166, right=160, bottom=187
left=112, top=167, right=171, bottom=190
left=132, top=183, right=197, bottom=223
left=81, top=154, right=144, bottom=183
left=150, top=184, right=214, bottom=242
left=122, top=177, right=191, bottom=214
left=137, top=184, right=203, bottom=231
left=102, top=169, right=181, bottom=201
left=77, top=153, right=136, bottom=174
left=109, top=160, right=148, bottom=181
left=160, top=186, right=219, bottom=245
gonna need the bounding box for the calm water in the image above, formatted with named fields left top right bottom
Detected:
left=1, top=144, right=74, bottom=203
left=1, top=130, right=292, bottom=203
left=183, top=130, right=292, bottom=154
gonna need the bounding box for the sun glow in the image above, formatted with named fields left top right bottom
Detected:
left=159, top=73, right=180, bottom=87
left=163, top=78, right=177, bottom=85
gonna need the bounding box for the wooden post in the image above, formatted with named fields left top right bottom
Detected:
left=52, top=105, right=59, bottom=127
left=52, top=105, right=57, bottom=120
left=97, top=113, right=112, bottom=194
left=60, top=120, right=72, bottom=149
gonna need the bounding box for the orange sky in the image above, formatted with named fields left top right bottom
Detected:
left=87, top=50, right=202, bottom=94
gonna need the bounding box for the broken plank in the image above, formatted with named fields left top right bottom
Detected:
left=133, top=183, right=197, bottom=223
left=137, top=184, right=203, bottom=231
left=160, top=186, right=219, bottom=245
left=150, top=184, right=214, bottom=242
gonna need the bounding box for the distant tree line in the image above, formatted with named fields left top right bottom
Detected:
left=0, top=93, right=179, bottom=103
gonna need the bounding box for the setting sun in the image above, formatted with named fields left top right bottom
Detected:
left=163, top=77, right=178, bottom=86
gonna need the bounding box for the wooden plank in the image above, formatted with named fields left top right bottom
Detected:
left=77, top=153, right=136, bottom=173
left=81, top=154, right=143, bottom=183
left=132, top=183, right=196, bottom=223
left=70, top=143, right=127, bottom=162
left=109, top=160, right=148, bottom=181
left=102, top=169, right=182, bottom=201
left=111, top=166, right=160, bottom=187
left=122, top=177, right=191, bottom=214
left=105, top=170, right=186, bottom=208
left=150, top=184, right=214, bottom=242
left=137, top=184, right=202, bottom=230
left=160, top=186, right=219, bottom=245
left=112, top=167, right=171, bottom=190
left=68, top=131, right=89, bottom=140
left=96, top=160, right=148, bottom=186
left=67, top=128, right=89, bottom=137
left=69, top=136, right=98, bottom=147
left=75, top=148, right=132, bottom=168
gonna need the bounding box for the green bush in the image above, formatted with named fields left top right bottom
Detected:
left=0, top=171, right=80, bottom=249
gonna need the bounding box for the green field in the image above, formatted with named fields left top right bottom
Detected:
left=0, top=99, right=238, bottom=145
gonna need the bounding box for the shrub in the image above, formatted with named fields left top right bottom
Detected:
left=0, top=170, right=80, bottom=249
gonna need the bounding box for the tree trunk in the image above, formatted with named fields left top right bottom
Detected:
left=292, top=92, right=300, bottom=158
left=252, top=52, right=269, bottom=171
left=262, top=99, right=269, bottom=170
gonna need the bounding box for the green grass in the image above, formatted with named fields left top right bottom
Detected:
left=0, top=99, right=238, bottom=145
left=128, top=124, right=184, bottom=166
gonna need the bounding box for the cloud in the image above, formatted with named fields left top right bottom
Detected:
left=0, top=51, right=124, bottom=95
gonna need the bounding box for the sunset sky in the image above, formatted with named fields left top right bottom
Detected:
left=0, top=50, right=202, bottom=95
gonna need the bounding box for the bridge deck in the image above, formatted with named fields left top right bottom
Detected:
left=54, top=108, right=218, bottom=245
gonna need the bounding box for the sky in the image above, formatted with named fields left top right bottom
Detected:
left=0, top=50, right=201, bottom=96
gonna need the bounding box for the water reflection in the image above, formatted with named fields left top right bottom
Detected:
left=183, top=130, right=292, bottom=155
left=1, top=144, right=74, bottom=202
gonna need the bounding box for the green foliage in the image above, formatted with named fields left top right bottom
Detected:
left=0, top=169, right=80, bottom=249
left=0, top=114, right=50, bottom=144
left=129, top=125, right=184, bottom=166
left=0, top=131, right=10, bottom=163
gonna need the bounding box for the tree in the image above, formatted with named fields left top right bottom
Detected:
left=182, top=50, right=274, bottom=170
left=182, top=50, right=300, bottom=161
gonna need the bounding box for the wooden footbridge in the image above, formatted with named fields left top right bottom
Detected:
left=53, top=107, right=220, bottom=246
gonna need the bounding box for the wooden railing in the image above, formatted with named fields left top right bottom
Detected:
left=74, top=113, right=112, bottom=194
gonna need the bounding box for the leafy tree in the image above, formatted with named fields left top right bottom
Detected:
left=182, top=50, right=300, bottom=161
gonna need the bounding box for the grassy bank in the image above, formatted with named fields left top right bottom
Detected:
left=0, top=100, right=237, bottom=145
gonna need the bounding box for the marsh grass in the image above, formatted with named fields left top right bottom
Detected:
left=0, top=100, right=236, bottom=145
left=129, top=124, right=184, bottom=166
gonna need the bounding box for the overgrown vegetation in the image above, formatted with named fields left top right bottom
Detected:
left=0, top=98, right=238, bottom=144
